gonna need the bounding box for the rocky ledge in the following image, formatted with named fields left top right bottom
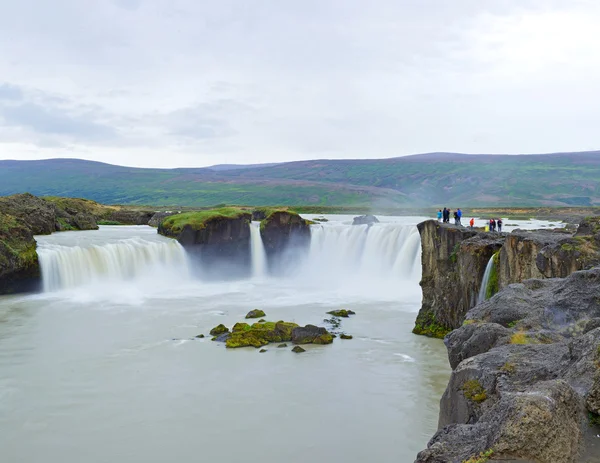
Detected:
left=417, top=267, right=600, bottom=463
left=158, top=207, right=253, bottom=278
left=260, top=210, right=311, bottom=272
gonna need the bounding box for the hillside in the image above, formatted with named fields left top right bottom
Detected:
left=0, top=152, right=599, bottom=207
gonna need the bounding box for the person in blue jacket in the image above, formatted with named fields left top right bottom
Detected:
left=437, top=210, right=442, bottom=222
left=457, top=208, right=462, bottom=225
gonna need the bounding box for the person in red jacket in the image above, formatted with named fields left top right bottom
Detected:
left=469, top=218, right=475, bottom=228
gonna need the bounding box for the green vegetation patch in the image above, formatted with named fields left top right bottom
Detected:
left=412, top=311, right=451, bottom=339
left=97, top=220, right=122, bottom=225
left=0, top=213, right=39, bottom=271
left=161, top=207, right=250, bottom=234
left=226, top=321, right=299, bottom=348
left=462, top=379, right=488, bottom=403
left=462, top=449, right=494, bottom=463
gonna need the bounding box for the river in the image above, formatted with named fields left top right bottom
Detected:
left=0, top=215, right=555, bottom=462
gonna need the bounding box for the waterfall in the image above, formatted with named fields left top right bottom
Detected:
left=305, top=222, right=421, bottom=281
left=250, top=222, right=267, bottom=278
left=37, top=237, right=189, bottom=292
left=478, top=256, right=496, bottom=303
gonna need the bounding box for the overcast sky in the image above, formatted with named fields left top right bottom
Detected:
left=0, top=0, right=599, bottom=168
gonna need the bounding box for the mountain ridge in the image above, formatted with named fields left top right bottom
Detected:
left=0, top=151, right=599, bottom=207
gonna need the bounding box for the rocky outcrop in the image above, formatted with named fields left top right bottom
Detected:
left=0, top=213, right=40, bottom=294
left=158, top=209, right=253, bottom=278
left=416, top=267, right=600, bottom=463
left=260, top=211, right=311, bottom=272
left=499, top=220, right=600, bottom=288
left=0, top=193, right=60, bottom=234
left=413, top=221, right=504, bottom=338
left=148, top=211, right=178, bottom=227
left=353, top=214, right=379, bottom=226
left=105, top=210, right=154, bottom=225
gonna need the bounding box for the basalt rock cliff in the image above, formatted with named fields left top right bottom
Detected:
left=415, top=217, right=600, bottom=463
left=259, top=211, right=311, bottom=273
left=413, top=221, right=505, bottom=338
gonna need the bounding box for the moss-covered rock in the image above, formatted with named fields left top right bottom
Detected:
left=195, top=334, right=205, bottom=338
left=327, top=309, right=355, bottom=318
left=292, top=346, right=306, bottom=353
left=0, top=212, right=40, bottom=294
left=226, top=321, right=300, bottom=348
left=245, top=309, right=266, bottom=319
left=291, top=325, right=334, bottom=345
left=340, top=334, right=353, bottom=340
left=209, top=324, right=230, bottom=336
left=259, top=210, right=311, bottom=272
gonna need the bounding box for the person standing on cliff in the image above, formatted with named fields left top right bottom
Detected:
left=442, top=207, right=448, bottom=223
left=437, top=210, right=443, bottom=222
left=453, top=210, right=459, bottom=225
left=469, top=218, right=474, bottom=228
left=490, top=218, right=496, bottom=232
left=497, top=218, right=503, bottom=232
left=457, top=208, right=462, bottom=225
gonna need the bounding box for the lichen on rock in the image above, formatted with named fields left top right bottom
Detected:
left=245, top=309, right=266, bottom=319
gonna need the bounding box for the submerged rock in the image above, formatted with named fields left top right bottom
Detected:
left=340, top=334, right=353, bottom=340
left=352, top=215, right=379, bottom=226
left=195, top=334, right=205, bottom=338
left=291, top=346, right=306, bottom=353
left=327, top=309, right=355, bottom=318
left=209, top=324, right=230, bottom=336
left=277, top=343, right=288, bottom=348
left=259, top=349, right=267, bottom=353
left=245, top=309, right=266, bottom=319
left=292, top=325, right=333, bottom=345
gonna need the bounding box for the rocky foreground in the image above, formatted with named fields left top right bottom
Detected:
left=415, top=218, right=600, bottom=462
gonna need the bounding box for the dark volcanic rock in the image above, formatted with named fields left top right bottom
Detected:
left=245, top=309, right=266, bottom=319
left=413, top=220, right=504, bottom=337
left=0, top=193, right=57, bottom=235
left=291, top=346, right=306, bottom=353
left=0, top=213, right=40, bottom=294
left=291, top=325, right=333, bottom=345
left=106, top=210, right=154, bottom=225
left=417, top=267, right=600, bottom=462
left=352, top=215, right=380, bottom=226
left=259, top=211, right=311, bottom=273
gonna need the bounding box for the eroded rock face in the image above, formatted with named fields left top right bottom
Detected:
left=260, top=211, right=310, bottom=273
left=106, top=210, right=154, bottom=225
left=148, top=212, right=178, bottom=227
left=0, top=214, right=40, bottom=294
left=0, top=193, right=58, bottom=235
left=413, top=221, right=504, bottom=337
left=159, top=213, right=252, bottom=278
left=417, top=268, right=600, bottom=463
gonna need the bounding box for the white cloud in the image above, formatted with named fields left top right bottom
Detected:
left=0, top=0, right=599, bottom=167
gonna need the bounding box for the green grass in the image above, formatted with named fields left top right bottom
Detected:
left=161, top=207, right=250, bottom=233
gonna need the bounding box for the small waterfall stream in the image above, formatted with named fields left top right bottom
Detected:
left=478, top=255, right=496, bottom=303
left=250, top=221, right=267, bottom=278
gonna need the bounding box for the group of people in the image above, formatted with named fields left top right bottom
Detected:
left=436, top=209, right=504, bottom=233
left=438, top=207, right=462, bottom=225
left=489, top=218, right=503, bottom=232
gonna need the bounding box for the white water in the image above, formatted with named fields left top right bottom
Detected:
left=37, top=226, right=189, bottom=292
left=478, top=255, right=496, bottom=303
left=250, top=221, right=268, bottom=278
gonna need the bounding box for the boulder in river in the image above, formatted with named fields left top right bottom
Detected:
left=292, top=325, right=333, bottom=345
left=226, top=321, right=299, bottom=348
left=245, top=309, right=266, bottom=319
left=327, top=309, right=355, bottom=318
left=352, top=215, right=379, bottom=226
left=340, top=334, right=353, bottom=340
left=209, top=324, right=230, bottom=336
left=291, top=346, right=306, bottom=353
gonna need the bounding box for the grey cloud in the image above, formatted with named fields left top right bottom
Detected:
left=0, top=83, right=23, bottom=101
left=0, top=102, right=116, bottom=140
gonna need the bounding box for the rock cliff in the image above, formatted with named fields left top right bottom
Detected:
left=416, top=268, right=600, bottom=463
left=158, top=208, right=253, bottom=278
left=259, top=211, right=311, bottom=273
left=413, top=221, right=504, bottom=338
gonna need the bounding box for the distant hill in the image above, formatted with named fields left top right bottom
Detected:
left=0, top=152, right=599, bottom=207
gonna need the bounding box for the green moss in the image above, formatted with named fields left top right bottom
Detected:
left=340, top=334, right=353, bottom=340
left=507, top=320, right=520, bottom=328
left=500, top=362, right=516, bottom=375
left=510, top=331, right=533, bottom=345
left=462, top=449, right=494, bottom=463
left=57, top=217, right=76, bottom=231
left=589, top=411, right=600, bottom=427
left=97, top=220, right=122, bottom=225
left=463, top=319, right=477, bottom=326
left=226, top=321, right=300, bottom=348
left=449, top=243, right=460, bottom=263
left=327, top=309, right=355, bottom=318
left=161, top=208, right=250, bottom=234
left=462, top=379, right=487, bottom=403
left=412, top=311, right=451, bottom=339
left=245, top=309, right=266, bottom=319
left=485, top=251, right=500, bottom=299
left=259, top=209, right=307, bottom=232
left=209, top=324, right=230, bottom=336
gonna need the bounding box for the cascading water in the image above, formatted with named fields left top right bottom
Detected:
left=478, top=255, right=496, bottom=303
left=305, top=222, right=422, bottom=281
left=250, top=221, right=267, bottom=278
left=37, top=232, right=189, bottom=292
